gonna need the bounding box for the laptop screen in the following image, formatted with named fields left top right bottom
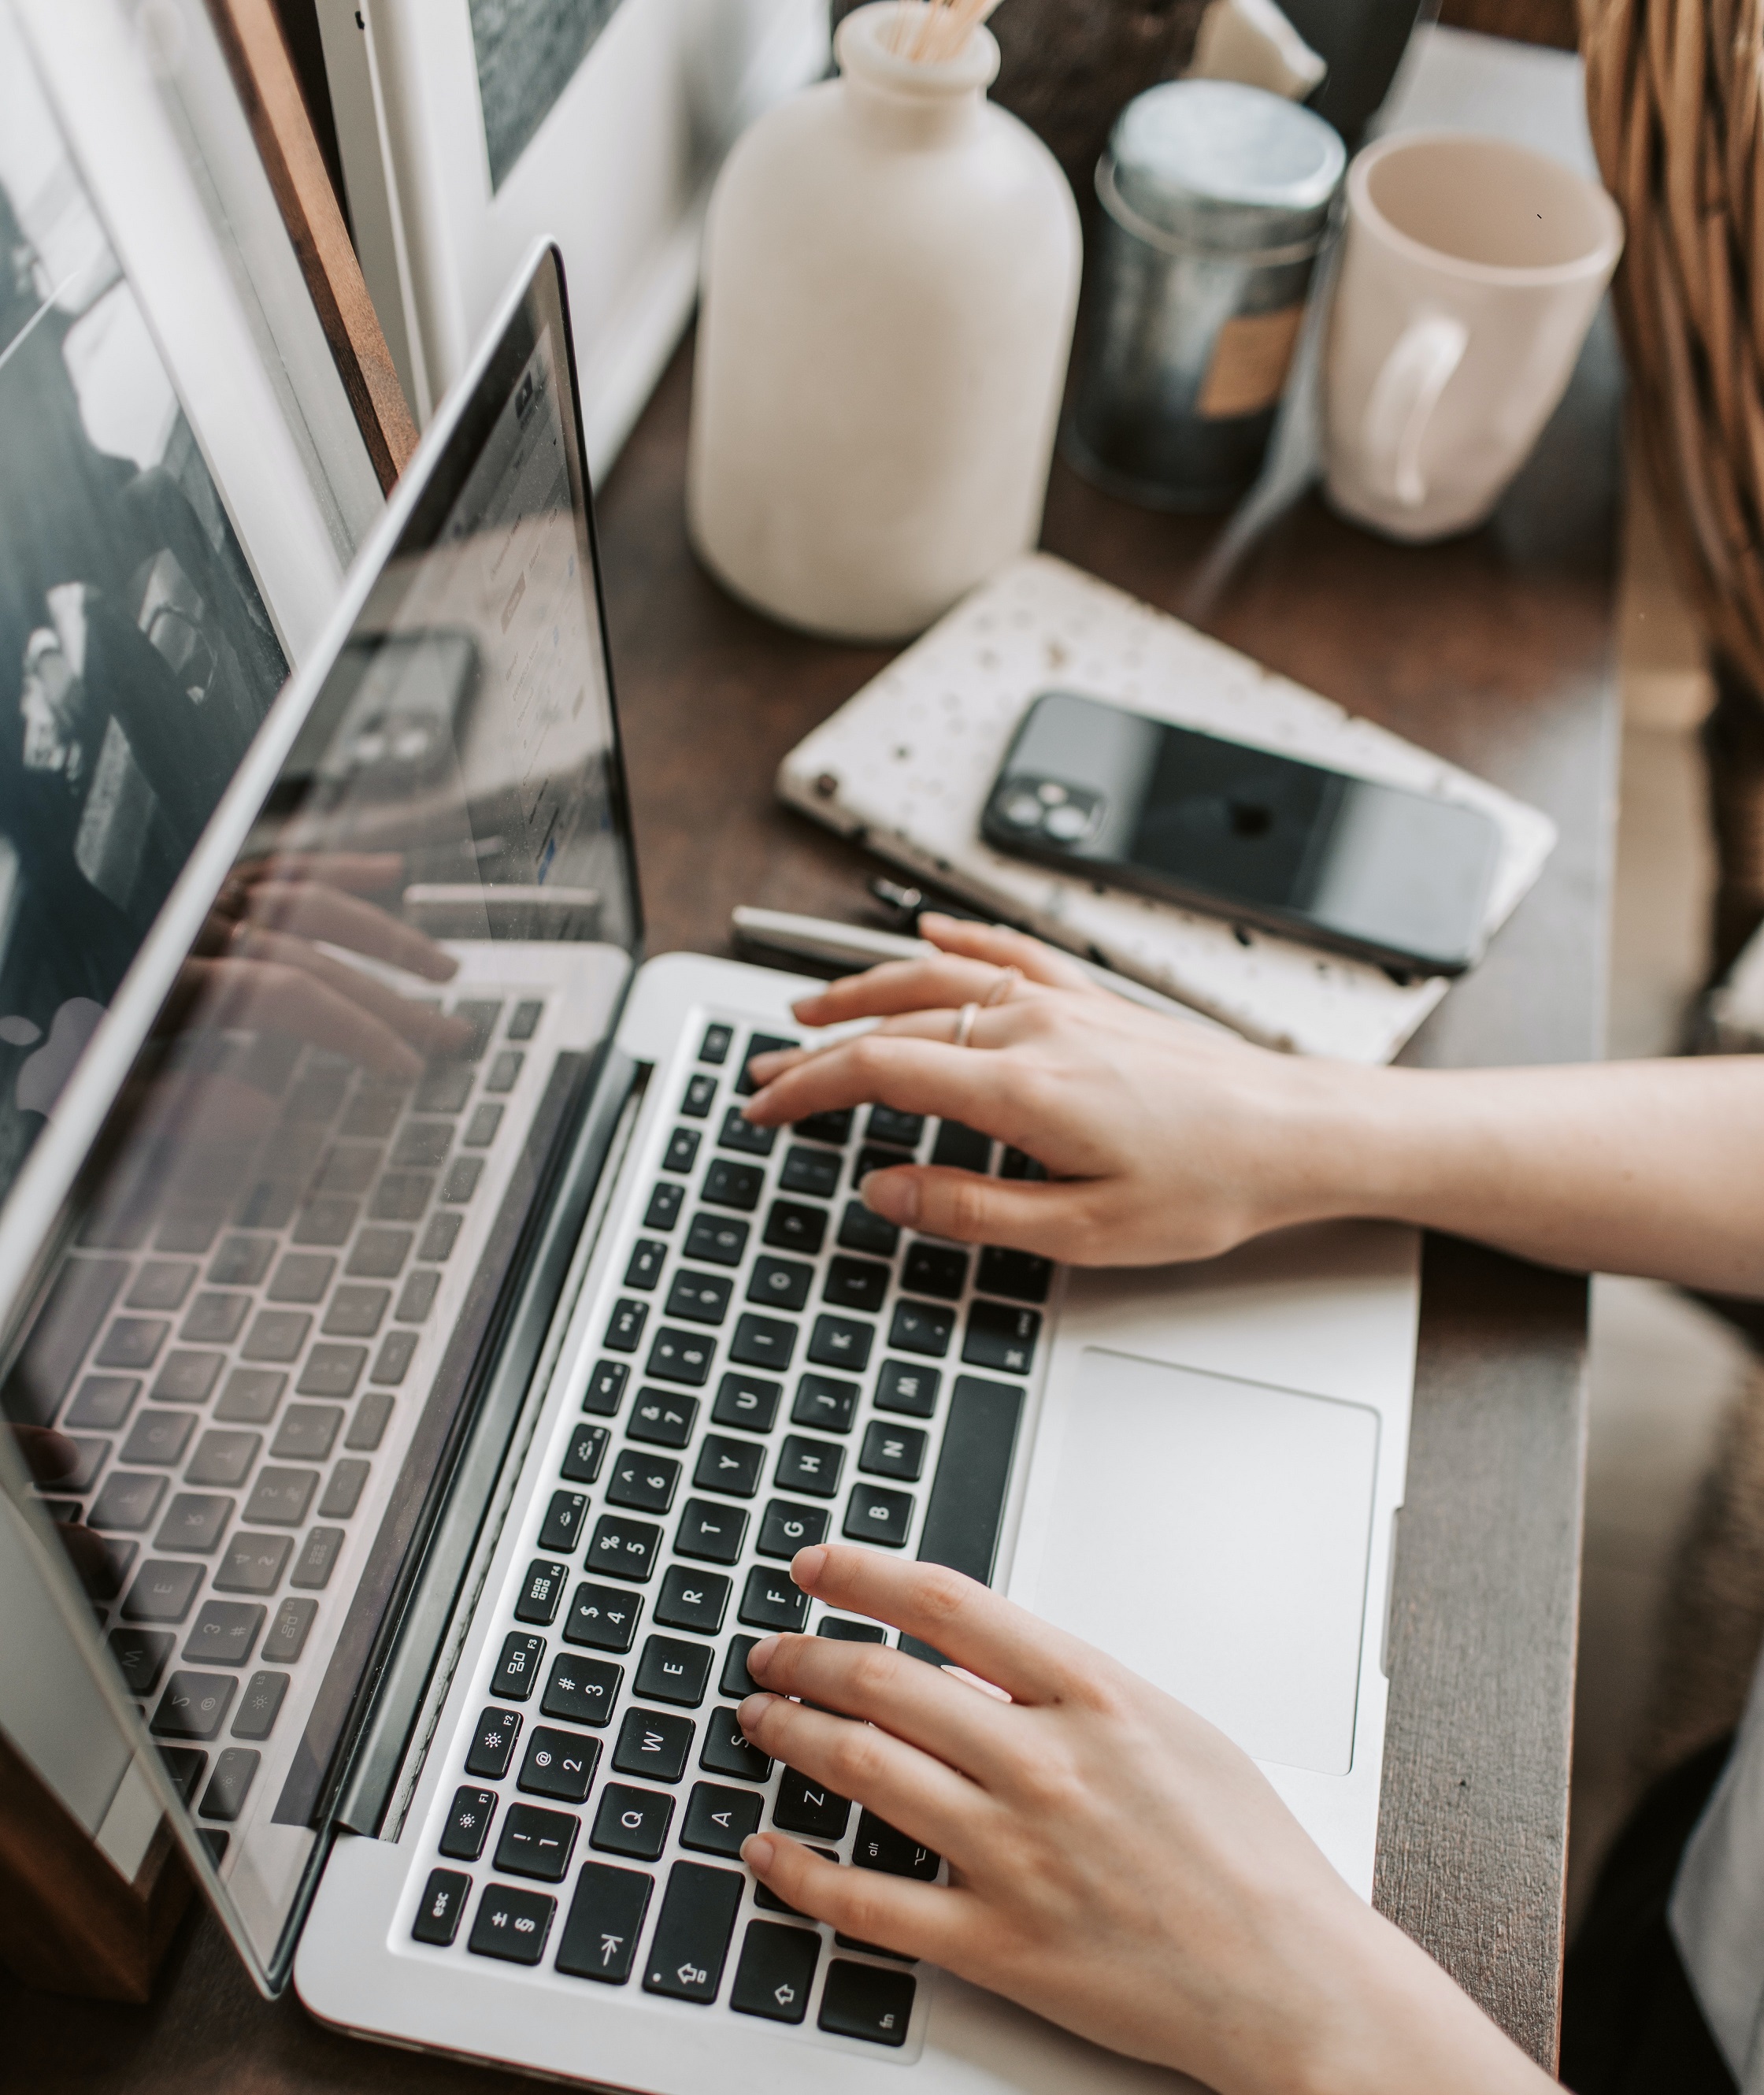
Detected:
left=0, top=251, right=641, bottom=1989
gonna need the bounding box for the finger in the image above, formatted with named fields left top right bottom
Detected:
left=736, top=1693, right=981, bottom=1857
left=12, top=1424, right=79, bottom=1485
left=183, top=956, right=424, bottom=1075
left=741, top=1033, right=1036, bottom=1136
left=229, top=928, right=469, bottom=1055
left=744, top=1630, right=1017, bottom=1781
left=787, top=957, right=1051, bottom=1032
left=241, top=881, right=458, bottom=981
left=741, top=1833, right=972, bottom=1966
left=917, top=914, right=1100, bottom=993
left=792, top=1545, right=1101, bottom=1708
left=860, top=1165, right=1089, bottom=1255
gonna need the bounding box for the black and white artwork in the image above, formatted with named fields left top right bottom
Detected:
left=469, top=0, right=626, bottom=191
left=0, top=11, right=286, bottom=1195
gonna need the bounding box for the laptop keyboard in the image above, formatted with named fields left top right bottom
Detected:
left=410, top=1015, right=1053, bottom=2053
left=23, top=992, right=550, bottom=1860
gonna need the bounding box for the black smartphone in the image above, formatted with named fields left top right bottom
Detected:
left=980, top=691, right=1503, bottom=977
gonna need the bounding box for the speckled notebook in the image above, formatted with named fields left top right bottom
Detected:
left=776, top=552, right=1556, bottom=1063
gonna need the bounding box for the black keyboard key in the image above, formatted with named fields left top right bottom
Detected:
left=753, top=1844, right=839, bottom=1915
left=520, top=1726, right=600, bottom=1803
left=680, top=1073, right=717, bottom=1119
left=495, top=1802, right=579, bottom=1882
left=819, top=1617, right=887, bottom=1643
left=392, top=1119, right=453, bottom=1170
left=699, top=1706, right=771, bottom=1783
left=229, top=1669, right=290, bottom=1741
left=516, top=1559, right=570, bottom=1625
left=889, top=1300, right=953, bottom=1359
left=153, top=1350, right=226, bottom=1403
left=588, top=1514, right=662, bottom=1583
left=318, top=1456, right=370, bottom=1518
left=209, top=1235, right=275, bottom=1288
left=665, top=1270, right=732, bottom=1326
left=902, top=1243, right=969, bottom=1300
left=348, top=1392, right=396, bottom=1450
left=583, top=1360, right=629, bottom=1416
left=999, top=1148, right=1047, bottom=1181
left=96, top=1317, right=169, bottom=1371
left=562, top=1581, right=642, bottom=1654
left=747, top=1256, right=812, bottom=1312
left=182, top=1291, right=250, bottom=1344
left=644, top=1328, right=714, bottom=1388
left=157, top=1745, right=207, bottom=1805
left=629, top=1389, right=699, bottom=1447
left=417, top=1211, right=463, bottom=1261
left=86, top=1538, right=136, bottom=1602
left=213, top=1368, right=286, bottom=1426
left=297, top=1344, right=367, bottom=1400
left=793, top=1108, right=853, bottom=1146
left=643, top=1860, right=744, bottom=2000
left=468, top=1883, right=555, bottom=1965
left=634, top=1634, right=714, bottom=1708
left=875, top=1360, right=940, bottom=1418
left=244, top=1468, right=315, bottom=1528
left=654, top=1567, right=728, bottom=1642
left=779, top=1146, right=839, bottom=1198
left=91, top=1470, right=166, bottom=1532
left=555, top=1862, right=652, bottom=1983
left=198, top=1748, right=260, bottom=1822
left=109, top=1626, right=173, bottom=1697
left=493, top=1632, right=546, bottom=1700
left=710, top=1372, right=780, bottom=1433
left=561, top=1423, right=610, bottom=1484
left=702, top=1159, right=763, bottom=1211
left=592, top=1782, right=674, bottom=1860
left=719, top=1636, right=763, bottom=1699
left=465, top=1706, right=524, bottom=1778
left=975, top=1246, right=1054, bottom=1304
left=606, top=1451, right=680, bottom=1515
left=844, top=1485, right=915, bottom=1548
left=507, top=999, right=545, bottom=1040
left=730, top=1314, right=797, bottom=1373
left=685, top=1214, right=747, bottom=1266
left=295, top=1196, right=361, bottom=1246
left=773, top=1769, right=851, bottom=1841
left=739, top=1566, right=810, bottom=1632
left=613, top=1707, right=695, bottom=1782
left=808, top=1314, right=873, bottom=1372
left=328, top=1282, right=391, bottom=1337
left=822, top=1257, right=889, bottom=1315
left=692, top=1435, right=764, bottom=1500
left=342, top=1089, right=404, bottom=1140
left=463, top=1103, right=503, bottom=1148
left=763, top=1200, right=827, bottom=1255
left=837, top=1200, right=899, bottom=1257
left=369, top=1334, right=417, bottom=1387
left=792, top=1374, right=858, bottom=1434
left=484, top=1049, right=524, bottom=1094
left=605, top=1299, right=648, bottom=1353
left=906, top=1376, right=1025, bottom=1660
left=962, top=1300, right=1040, bottom=1375
left=736, top=1033, right=796, bottom=1096
left=121, top=1558, right=203, bottom=1622
left=820, top=1959, right=915, bottom=2045
left=183, top=1600, right=264, bottom=1667
left=645, top=1182, right=684, bottom=1231
left=681, top=1781, right=763, bottom=1858
left=123, top=1408, right=195, bottom=1466
left=625, top=1239, right=666, bottom=1290
left=732, top=1919, right=820, bottom=2024
left=675, top=1499, right=747, bottom=1565
left=261, top=1596, right=317, bottom=1664
left=543, top=1650, right=623, bottom=1725
left=776, top=1436, right=843, bottom=1499
left=758, top=1499, right=830, bottom=1559
left=66, top=1374, right=140, bottom=1429
left=860, top=1419, right=928, bottom=1480
left=866, top=1107, right=924, bottom=1148
left=699, top=1022, right=733, bottom=1065
left=413, top=1867, right=470, bottom=1947
left=450, top=1000, right=503, bottom=1059
left=932, top=1120, right=991, bottom=1172
left=269, top=1407, right=339, bottom=1461
left=853, top=1144, right=913, bottom=1188
left=152, top=1671, right=236, bottom=1740
left=717, top=1107, right=775, bottom=1157
left=213, top=1531, right=291, bottom=1596
left=662, top=1129, right=700, bottom=1174
left=415, top=1065, right=472, bottom=1113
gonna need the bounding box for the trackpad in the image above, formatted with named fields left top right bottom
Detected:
left=1024, top=1349, right=1380, bottom=1775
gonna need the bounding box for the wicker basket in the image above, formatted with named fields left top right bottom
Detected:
left=1583, top=0, right=1764, bottom=693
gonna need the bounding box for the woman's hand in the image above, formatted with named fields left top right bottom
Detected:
left=742, top=916, right=1377, bottom=1268
left=737, top=1546, right=1551, bottom=2095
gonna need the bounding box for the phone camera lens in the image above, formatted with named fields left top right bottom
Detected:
left=1043, top=803, right=1090, bottom=842
left=1002, top=792, right=1043, bottom=828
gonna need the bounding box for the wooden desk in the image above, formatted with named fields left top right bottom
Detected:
left=0, top=333, right=1617, bottom=2086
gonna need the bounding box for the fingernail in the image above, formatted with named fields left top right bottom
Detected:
left=791, top=1544, right=828, bottom=1586
left=742, top=1833, right=776, bottom=1872
left=737, top=1691, right=775, bottom=1732
left=740, top=1088, right=771, bottom=1120
left=747, top=1635, right=780, bottom=1676
left=860, top=1170, right=917, bottom=1225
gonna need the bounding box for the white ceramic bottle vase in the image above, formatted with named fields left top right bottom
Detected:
left=687, top=1, right=1081, bottom=643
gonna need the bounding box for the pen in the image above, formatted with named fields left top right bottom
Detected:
left=728, top=905, right=1233, bottom=1033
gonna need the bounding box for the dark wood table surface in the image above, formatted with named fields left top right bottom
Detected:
left=0, top=331, right=1618, bottom=2088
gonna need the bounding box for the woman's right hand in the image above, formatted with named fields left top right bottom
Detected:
left=742, top=917, right=1375, bottom=1268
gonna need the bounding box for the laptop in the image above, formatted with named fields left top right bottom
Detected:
left=0, top=246, right=1418, bottom=2087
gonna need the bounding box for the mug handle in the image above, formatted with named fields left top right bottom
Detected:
left=1361, top=313, right=1469, bottom=509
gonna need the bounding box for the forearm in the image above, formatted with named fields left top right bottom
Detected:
left=1289, top=1055, right=1764, bottom=1294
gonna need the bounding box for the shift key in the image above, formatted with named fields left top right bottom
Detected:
left=642, top=1860, right=744, bottom=2002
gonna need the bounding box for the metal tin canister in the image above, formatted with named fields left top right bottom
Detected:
left=1065, top=80, right=1346, bottom=510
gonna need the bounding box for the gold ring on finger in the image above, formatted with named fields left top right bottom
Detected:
left=952, top=1001, right=980, bottom=1049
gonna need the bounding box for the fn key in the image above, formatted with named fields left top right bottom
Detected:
left=643, top=1860, right=744, bottom=2002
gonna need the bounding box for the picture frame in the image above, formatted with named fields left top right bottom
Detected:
left=315, top=0, right=830, bottom=476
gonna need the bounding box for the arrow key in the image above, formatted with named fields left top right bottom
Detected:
left=730, top=1918, right=821, bottom=2024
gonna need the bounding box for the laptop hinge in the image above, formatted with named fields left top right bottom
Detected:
left=331, top=1050, right=647, bottom=1839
